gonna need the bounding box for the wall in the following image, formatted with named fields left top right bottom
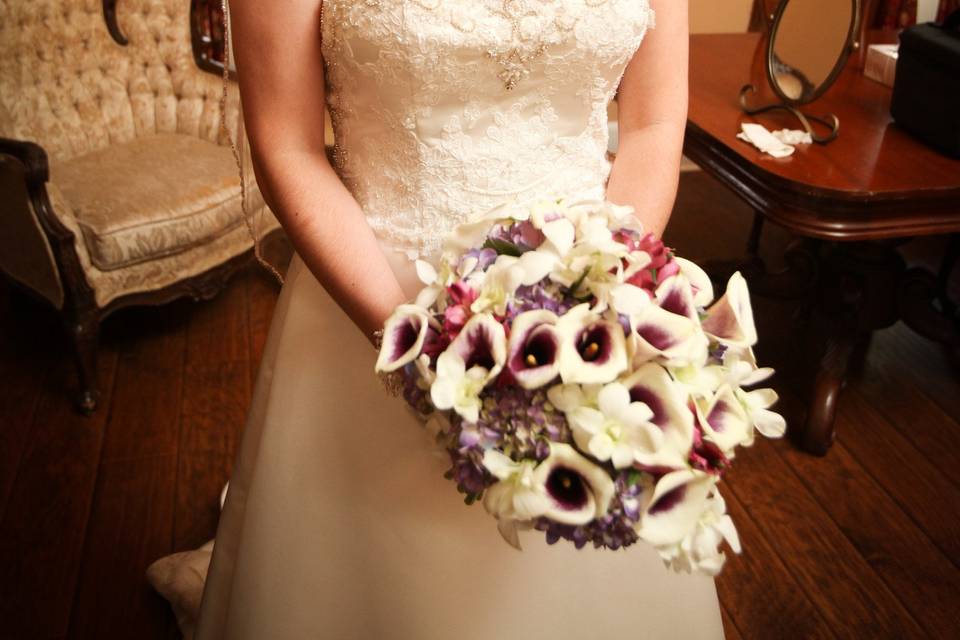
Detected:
left=689, top=0, right=755, bottom=33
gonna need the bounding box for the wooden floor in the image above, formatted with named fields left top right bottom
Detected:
left=1, top=171, right=958, bottom=639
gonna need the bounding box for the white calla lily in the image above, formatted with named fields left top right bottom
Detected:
left=696, top=384, right=753, bottom=452
left=375, top=305, right=431, bottom=373
left=652, top=488, right=741, bottom=576
left=637, top=469, right=717, bottom=547
left=610, top=283, right=651, bottom=316
left=556, top=304, right=628, bottom=384
left=701, top=272, right=758, bottom=348
left=533, top=443, right=616, bottom=525
left=631, top=304, right=709, bottom=367
left=656, top=275, right=700, bottom=323
left=507, top=310, right=562, bottom=389
left=675, top=257, right=715, bottom=307
left=448, top=313, right=507, bottom=382
left=568, top=382, right=659, bottom=469
left=621, top=363, right=695, bottom=469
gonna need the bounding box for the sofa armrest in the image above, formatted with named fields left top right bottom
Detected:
left=0, top=137, right=95, bottom=310
left=0, top=137, right=50, bottom=191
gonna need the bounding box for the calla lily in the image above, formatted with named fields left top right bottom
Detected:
left=621, top=363, right=695, bottom=469
left=637, top=469, right=717, bottom=547
left=675, top=257, right=714, bottom=308
left=701, top=272, right=757, bottom=348
left=653, top=488, right=740, bottom=576
left=375, top=305, right=431, bottom=373
left=695, top=384, right=753, bottom=452
left=556, top=304, right=628, bottom=384
left=656, top=274, right=701, bottom=323
left=630, top=304, right=709, bottom=367
left=447, top=313, right=507, bottom=383
left=482, top=450, right=550, bottom=522
left=429, top=350, right=488, bottom=423
left=567, top=382, right=659, bottom=469
left=532, top=443, right=616, bottom=525
left=507, top=310, right=562, bottom=389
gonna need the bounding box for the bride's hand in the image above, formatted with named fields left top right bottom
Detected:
left=229, top=0, right=406, bottom=343
left=605, top=0, right=689, bottom=238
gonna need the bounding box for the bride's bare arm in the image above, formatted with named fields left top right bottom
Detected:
left=230, top=0, right=406, bottom=343
left=605, top=0, right=689, bottom=238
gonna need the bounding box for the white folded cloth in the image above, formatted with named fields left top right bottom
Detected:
left=736, top=122, right=813, bottom=158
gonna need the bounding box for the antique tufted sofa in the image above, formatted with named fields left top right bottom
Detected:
left=0, top=0, right=281, bottom=412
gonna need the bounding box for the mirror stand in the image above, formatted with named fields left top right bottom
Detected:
left=739, top=84, right=840, bottom=143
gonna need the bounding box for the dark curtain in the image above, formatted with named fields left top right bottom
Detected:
left=874, top=0, right=917, bottom=28
left=938, top=0, right=960, bottom=20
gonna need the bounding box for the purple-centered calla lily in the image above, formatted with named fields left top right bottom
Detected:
left=620, top=362, right=695, bottom=469
left=507, top=310, right=562, bottom=389
left=701, top=272, right=757, bottom=349
left=695, top=384, right=752, bottom=453
left=532, top=443, right=616, bottom=526
left=375, top=304, right=431, bottom=373
left=447, top=313, right=507, bottom=383
left=655, top=274, right=700, bottom=323
left=630, top=304, right=709, bottom=367
left=556, top=304, right=628, bottom=384
left=637, top=469, right=717, bottom=547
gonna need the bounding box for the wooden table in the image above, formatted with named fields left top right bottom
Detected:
left=684, top=33, right=960, bottom=455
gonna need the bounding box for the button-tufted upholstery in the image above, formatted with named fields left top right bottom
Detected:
left=0, top=0, right=280, bottom=412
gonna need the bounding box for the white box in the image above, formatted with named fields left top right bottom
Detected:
left=864, top=44, right=899, bottom=88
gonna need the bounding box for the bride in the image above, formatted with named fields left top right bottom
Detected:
left=195, top=0, right=722, bottom=637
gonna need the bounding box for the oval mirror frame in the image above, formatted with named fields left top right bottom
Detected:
left=767, top=0, right=862, bottom=106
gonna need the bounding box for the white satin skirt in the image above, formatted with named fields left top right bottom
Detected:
left=195, top=247, right=725, bottom=639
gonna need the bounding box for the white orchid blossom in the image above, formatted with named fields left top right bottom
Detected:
left=429, top=351, right=488, bottom=423
left=556, top=304, right=628, bottom=384
left=533, top=443, right=616, bottom=525
left=482, top=450, right=550, bottom=523
left=738, top=387, right=787, bottom=440
left=567, top=382, right=660, bottom=469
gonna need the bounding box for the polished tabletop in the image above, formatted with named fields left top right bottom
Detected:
left=685, top=33, right=960, bottom=240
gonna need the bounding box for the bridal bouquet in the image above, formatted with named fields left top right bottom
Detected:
left=374, top=198, right=785, bottom=574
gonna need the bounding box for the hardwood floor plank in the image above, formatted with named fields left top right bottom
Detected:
left=0, top=349, right=118, bottom=639
left=67, top=455, right=179, bottom=640
left=839, top=390, right=960, bottom=567
left=186, top=275, right=249, bottom=366
left=99, top=306, right=187, bottom=463
left=716, top=484, right=835, bottom=640
left=777, top=423, right=958, bottom=638
left=727, top=437, right=928, bottom=638
left=720, top=605, right=743, bottom=640
left=174, top=362, right=249, bottom=551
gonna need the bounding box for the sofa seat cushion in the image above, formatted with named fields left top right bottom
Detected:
left=52, top=134, right=247, bottom=271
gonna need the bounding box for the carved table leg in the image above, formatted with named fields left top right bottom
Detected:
left=68, top=312, right=101, bottom=414
left=798, top=241, right=905, bottom=455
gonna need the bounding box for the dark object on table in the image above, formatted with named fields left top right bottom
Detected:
left=891, top=11, right=960, bottom=158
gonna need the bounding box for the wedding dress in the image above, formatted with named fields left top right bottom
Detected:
left=196, top=1, right=724, bottom=637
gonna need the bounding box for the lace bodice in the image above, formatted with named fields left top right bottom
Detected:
left=321, top=0, right=655, bottom=260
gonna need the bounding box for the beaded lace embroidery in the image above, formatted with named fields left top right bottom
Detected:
left=321, top=0, right=655, bottom=260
